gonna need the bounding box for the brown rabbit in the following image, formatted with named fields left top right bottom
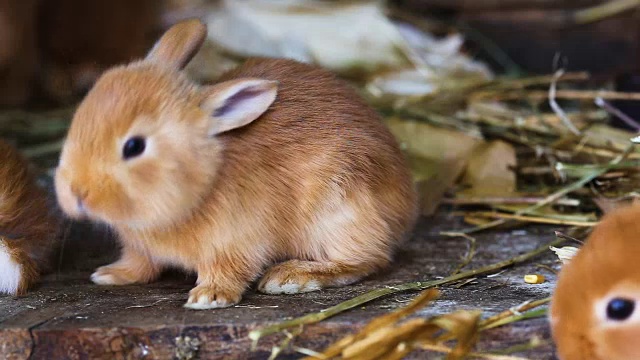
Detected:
left=0, top=0, right=160, bottom=106
left=0, top=0, right=38, bottom=107
left=0, top=140, right=60, bottom=295
left=55, top=19, right=417, bottom=309
left=38, top=0, right=160, bottom=103
left=550, top=204, right=640, bottom=360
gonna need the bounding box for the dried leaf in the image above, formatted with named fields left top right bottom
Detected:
left=364, top=289, right=439, bottom=333
left=431, top=310, right=482, bottom=360
left=305, top=289, right=486, bottom=360
left=411, top=156, right=467, bottom=216
left=386, top=117, right=484, bottom=215
left=305, top=289, right=439, bottom=360
left=459, top=140, right=517, bottom=197
left=342, top=318, right=428, bottom=359
left=550, top=246, right=580, bottom=264
left=386, top=117, right=484, bottom=160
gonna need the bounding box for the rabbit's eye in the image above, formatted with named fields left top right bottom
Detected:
left=123, top=136, right=146, bottom=160
left=607, top=298, right=635, bottom=321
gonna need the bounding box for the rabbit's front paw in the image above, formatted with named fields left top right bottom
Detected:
left=184, top=284, right=242, bottom=310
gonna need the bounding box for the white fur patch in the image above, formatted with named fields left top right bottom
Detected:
left=308, top=187, right=356, bottom=247
left=261, top=279, right=322, bottom=294
left=90, top=271, right=117, bottom=285
left=0, top=241, right=22, bottom=295
left=184, top=294, right=234, bottom=310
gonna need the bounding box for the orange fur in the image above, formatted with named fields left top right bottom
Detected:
left=551, top=204, right=640, bottom=360
left=0, top=140, right=60, bottom=295
left=56, top=19, right=418, bottom=309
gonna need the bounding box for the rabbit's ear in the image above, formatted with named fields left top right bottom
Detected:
left=201, top=78, right=278, bottom=136
left=146, top=18, right=206, bottom=70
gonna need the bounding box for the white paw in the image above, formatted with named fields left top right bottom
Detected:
left=0, top=241, right=22, bottom=295
left=184, top=294, right=234, bottom=310
left=260, top=279, right=321, bottom=295
left=90, top=271, right=117, bottom=285
left=183, top=285, right=240, bottom=310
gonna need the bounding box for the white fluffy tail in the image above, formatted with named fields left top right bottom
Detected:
left=0, top=239, right=22, bottom=295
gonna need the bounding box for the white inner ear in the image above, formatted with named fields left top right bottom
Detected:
left=202, top=79, right=278, bottom=136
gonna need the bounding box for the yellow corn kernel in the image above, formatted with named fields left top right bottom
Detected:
left=524, top=274, right=545, bottom=284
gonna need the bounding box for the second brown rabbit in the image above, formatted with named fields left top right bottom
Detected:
left=0, top=140, right=60, bottom=295
left=55, top=19, right=417, bottom=309
left=551, top=204, right=640, bottom=359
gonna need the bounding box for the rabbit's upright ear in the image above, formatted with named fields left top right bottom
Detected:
left=146, top=18, right=207, bottom=70
left=201, top=78, right=278, bottom=136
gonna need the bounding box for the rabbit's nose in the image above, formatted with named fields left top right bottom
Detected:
left=76, top=197, right=85, bottom=214
left=70, top=186, right=89, bottom=214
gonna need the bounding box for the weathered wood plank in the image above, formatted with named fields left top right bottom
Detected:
left=0, top=213, right=560, bottom=359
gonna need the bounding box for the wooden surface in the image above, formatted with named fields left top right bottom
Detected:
left=0, top=211, right=561, bottom=359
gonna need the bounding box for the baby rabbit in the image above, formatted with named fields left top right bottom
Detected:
left=550, top=204, right=640, bottom=360
left=55, top=19, right=417, bottom=309
left=0, top=140, right=60, bottom=295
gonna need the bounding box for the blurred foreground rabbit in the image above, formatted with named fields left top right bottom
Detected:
left=551, top=204, right=640, bottom=360
left=0, top=140, right=60, bottom=295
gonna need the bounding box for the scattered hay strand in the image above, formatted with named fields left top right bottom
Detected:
left=293, top=289, right=552, bottom=359
left=249, top=237, right=566, bottom=348
left=444, top=143, right=636, bottom=235
left=465, top=211, right=598, bottom=227
left=572, top=0, right=640, bottom=24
